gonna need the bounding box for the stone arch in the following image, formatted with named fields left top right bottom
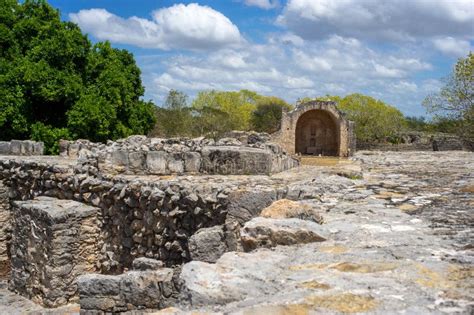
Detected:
left=295, top=109, right=339, bottom=156
left=270, top=100, right=355, bottom=157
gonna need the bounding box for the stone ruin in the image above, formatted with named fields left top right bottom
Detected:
left=0, top=133, right=303, bottom=312
left=272, top=100, right=356, bottom=157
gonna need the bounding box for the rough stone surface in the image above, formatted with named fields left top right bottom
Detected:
left=177, top=151, right=473, bottom=314
left=240, top=217, right=327, bottom=251
left=61, top=135, right=298, bottom=175
left=0, top=182, right=10, bottom=278
left=0, top=150, right=472, bottom=314
left=9, top=197, right=100, bottom=307
left=77, top=266, right=174, bottom=312
left=132, top=257, right=165, bottom=271
left=0, top=140, right=43, bottom=156
left=358, top=131, right=470, bottom=151
left=260, top=198, right=324, bottom=224
left=188, top=226, right=227, bottom=263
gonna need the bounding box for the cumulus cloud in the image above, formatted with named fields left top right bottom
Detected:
left=278, top=0, right=474, bottom=42
left=142, top=35, right=434, bottom=115
left=69, top=4, right=243, bottom=50
left=432, top=37, right=473, bottom=57
left=244, top=0, right=280, bottom=10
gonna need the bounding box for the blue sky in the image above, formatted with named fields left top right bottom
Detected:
left=49, top=0, right=473, bottom=116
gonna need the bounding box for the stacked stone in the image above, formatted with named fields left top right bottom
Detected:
left=9, top=197, right=100, bottom=307
left=60, top=134, right=299, bottom=175
left=357, top=131, right=468, bottom=151
left=0, top=182, right=10, bottom=277
left=0, top=140, right=44, bottom=156
left=77, top=257, right=177, bottom=312
left=0, top=158, right=240, bottom=271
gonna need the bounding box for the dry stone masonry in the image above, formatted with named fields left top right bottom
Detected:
left=60, top=133, right=298, bottom=175
left=0, top=135, right=472, bottom=314
left=9, top=197, right=100, bottom=307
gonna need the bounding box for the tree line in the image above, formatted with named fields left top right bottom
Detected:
left=1, top=1, right=472, bottom=154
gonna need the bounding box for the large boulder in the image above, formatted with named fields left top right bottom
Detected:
left=240, top=217, right=328, bottom=251
left=260, top=199, right=324, bottom=224
left=188, top=226, right=227, bottom=263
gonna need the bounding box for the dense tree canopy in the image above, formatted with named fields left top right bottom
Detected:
left=0, top=0, right=155, bottom=153
left=423, top=52, right=473, bottom=143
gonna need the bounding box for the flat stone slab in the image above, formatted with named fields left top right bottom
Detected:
left=13, top=196, right=99, bottom=223
left=240, top=217, right=328, bottom=251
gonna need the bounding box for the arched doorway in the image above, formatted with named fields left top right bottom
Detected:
left=295, top=109, right=339, bottom=156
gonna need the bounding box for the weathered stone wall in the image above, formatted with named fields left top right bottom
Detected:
left=0, top=157, right=281, bottom=273
left=9, top=197, right=100, bottom=307
left=60, top=134, right=298, bottom=175
left=0, top=181, right=10, bottom=278
left=0, top=140, right=44, bottom=156
left=271, top=100, right=355, bottom=157
left=357, top=132, right=468, bottom=151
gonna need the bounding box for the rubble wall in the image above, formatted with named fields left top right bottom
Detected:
left=357, top=132, right=469, bottom=151
left=0, top=181, right=10, bottom=277
left=59, top=135, right=298, bottom=175
left=0, top=158, right=278, bottom=272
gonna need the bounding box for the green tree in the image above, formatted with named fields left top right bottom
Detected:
left=423, top=52, right=474, bottom=143
left=0, top=0, right=155, bottom=153
left=192, top=90, right=258, bottom=131
left=251, top=97, right=293, bottom=133
left=151, top=90, right=193, bottom=137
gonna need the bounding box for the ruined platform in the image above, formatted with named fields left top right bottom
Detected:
left=0, top=146, right=472, bottom=313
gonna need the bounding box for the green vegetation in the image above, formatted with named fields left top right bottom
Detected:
left=1, top=1, right=470, bottom=153
left=0, top=0, right=155, bottom=153
left=423, top=52, right=473, bottom=144
left=150, top=89, right=291, bottom=138
left=312, top=94, right=406, bottom=143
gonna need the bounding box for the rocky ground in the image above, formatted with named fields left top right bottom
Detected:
left=1, top=151, right=473, bottom=314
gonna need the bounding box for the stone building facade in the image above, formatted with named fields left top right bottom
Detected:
left=272, top=100, right=355, bottom=157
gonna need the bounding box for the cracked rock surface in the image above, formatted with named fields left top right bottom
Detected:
left=0, top=151, right=473, bottom=314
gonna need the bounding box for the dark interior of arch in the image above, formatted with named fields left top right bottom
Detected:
left=295, top=109, right=339, bottom=156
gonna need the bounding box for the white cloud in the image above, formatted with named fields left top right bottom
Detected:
left=278, top=0, right=474, bottom=42
left=432, top=37, right=473, bottom=57
left=141, top=36, right=434, bottom=116
left=69, top=4, right=243, bottom=50
left=244, top=0, right=280, bottom=10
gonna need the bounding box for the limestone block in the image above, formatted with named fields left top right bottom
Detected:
left=188, top=225, right=227, bottom=263
left=68, top=143, right=80, bottom=158
left=240, top=217, right=327, bottom=251
left=78, top=268, right=173, bottom=312
left=201, top=146, right=272, bottom=175
left=132, top=257, right=164, bottom=271
left=184, top=152, right=201, bottom=173
left=167, top=153, right=184, bottom=174
left=0, top=142, right=10, bottom=155
left=110, top=149, right=129, bottom=172
left=10, top=197, right=100, bottom=307
left=128, top=151, right=146, bottom=173
left=146, top=151, right=168, bottom=174
left=9, top=140, right=21, bottom=155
